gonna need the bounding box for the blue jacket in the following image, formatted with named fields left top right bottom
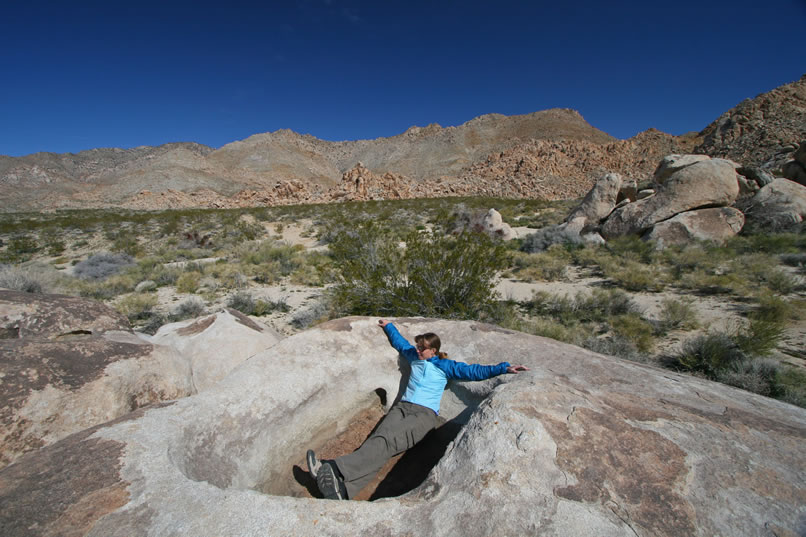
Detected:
left=383, top=323, right=510, bottom=414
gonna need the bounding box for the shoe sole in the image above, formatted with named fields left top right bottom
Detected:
left=317, top=463, right=344, bottom=500
left=306, top=449, right=321, bottom=479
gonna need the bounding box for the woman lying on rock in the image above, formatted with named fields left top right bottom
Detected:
left=306, top=319, right=529, bottom=500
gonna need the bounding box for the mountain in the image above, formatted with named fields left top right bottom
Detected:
left=695, top=74, right=806, bottom=169
left=1, top=75, right=803, bottom=211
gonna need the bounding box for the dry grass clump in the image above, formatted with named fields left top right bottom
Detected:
left=657, top=298, right=700, bottom=332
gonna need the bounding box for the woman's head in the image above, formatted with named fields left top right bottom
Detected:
left=414, top=332, right=447, bottom=360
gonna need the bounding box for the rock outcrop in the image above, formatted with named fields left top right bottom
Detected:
left=0, top=293, right=282, bottom=468
left=695, top=74, right=806, bottom=170
left=147, top=308, right=283, bottom=392
left=742, top=177, right=806, bottom=231
left=452, top=208, right=516, bottom=240
left=558, top=150, right=806, bottom=246
left=0, top=317, right=803, bottom=537
left=644, top=207, right=745, bottom=244
left=601, top=158, right=741, bottom=239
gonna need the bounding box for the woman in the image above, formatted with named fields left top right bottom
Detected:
left=307, top=319, right=529, bottom=500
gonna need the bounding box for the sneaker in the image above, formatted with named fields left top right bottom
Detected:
left=306, top=449, right=322, bottom=479
left=316, top=461, right=347, bottom=500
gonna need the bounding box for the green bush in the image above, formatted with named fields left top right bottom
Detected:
left=329, top=223, right=507, bottom=319
left=610, top=313, right=655, bottom=353
left=170, top=297, right=206, bottom=321
left=511, top=250, right=569, bottom=282
left=605, top=236, right=656, bottom=264
left=658, top=298, right=700, bottom=332
left=734, top=318, right=784, bottom=357
left=522, top=288, right=640, bottom=325
left=116, top=293, right=158, bottom=322
left=665, top=332, right=746, bottom=377
left=601, top=259, right=666, bottom=292
left=227, top=292, right=289, bottom=316
left=176, top=272, right=201, bottom=294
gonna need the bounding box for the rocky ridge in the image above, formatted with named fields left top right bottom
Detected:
left=0, top=77, right=803, bottom=213
left=695, top=74, right=806, bottom=170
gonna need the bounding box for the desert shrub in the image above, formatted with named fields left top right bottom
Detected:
left=657, top=298, right=700, bottom=332
left=227, top=292, right=289, bottom=316
left=665, top=332, right=746, bottom=377
left=779, top=252, right=806, bottom=267
left=501, top=316, right=584, bottom=345
left=150, top=266, right=182, bottom=287
left=749, top=295, right=793, bottom=324
left=116, top=293, right=158, bottom=322
left=520, top=225, right=581, bottom=253
left=660, top=244, right=721, bottom=280
left=289, top=264, right=323, bottom=286
left=601, top=259, right=666, bottom=292
left=171, top=296, right=206, bottom=321
left=135, top=280, right=157, bottom=293
left=583, top=335, right=648, bottom=363
left=111, top=231, right=144, bottom=257
left=610, top=313, right=655, bottom=353
left=522, top=288, right=640, bottom=325
left=138, top=312, right=167, bottom=335
left=42, top=232, right=66, bottom=256
left=74, top=252, right=135, bottom=281
left=764, top=269, right=801, bottom=294
left=0, top=264, right=43, bottom=293
left=176, top=272, right=201, bottom=294
left=291, top=299, right=330, bottom=329
left=715, top=358, right=783, bottom=398
left=605, top=235, right=656, bottom=264
left=570, top=245, right=609, bottom=269
left=733, top=318, right=784, bottom=357
left=205, top=263, right=249, bottom=289
left=329, top=223, right=507, bottom=319
left=776, top=366, right=806, bottom=408
left=511, top=250, right=569, bottom=282
left=2, top=235, right=40, bottom=262
left=228, top=292, right=257, bottom=314
left=679, top=269, right=748, bottom=296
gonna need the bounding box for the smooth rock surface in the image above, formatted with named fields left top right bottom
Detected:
left=645, top=207, right=745, bottom=245
left=147, top=308, right=283, bottom=391
left=601, top=158, right=740, bottom=238
left=744, top=178, right=806, bottom=230
left=564, top=172, right=622, bottom=231
left=0, top=289, right=130, bottom=339
left=1, top=317, right=803, bottom=537
left=653, top=154, right=711, bottom=184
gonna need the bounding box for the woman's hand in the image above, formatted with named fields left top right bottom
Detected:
left=506, top=365, right=529, bottom=374
left=378, top=319, right=390, bottom=328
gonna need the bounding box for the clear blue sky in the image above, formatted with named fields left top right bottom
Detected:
left=2, top=0, right=804, bottom=157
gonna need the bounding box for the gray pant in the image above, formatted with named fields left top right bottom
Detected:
left=334, top=401, right=438, bottom=499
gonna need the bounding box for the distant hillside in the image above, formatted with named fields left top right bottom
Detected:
left=0, top=109, right=615, bottom=211
left=695, top=74, right=806, bottom=168
left=1, top=75, right=803, bottom=212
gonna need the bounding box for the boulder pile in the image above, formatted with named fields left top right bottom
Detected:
left=557, top=152, right=806, bottom=246
left=1, top=317, right=804, bottom=536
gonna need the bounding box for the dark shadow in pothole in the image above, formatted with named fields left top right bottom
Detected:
left=287, top=378, right=488, bottom=501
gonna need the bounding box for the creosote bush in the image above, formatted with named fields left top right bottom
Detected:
left=330, top=223, right=507, bottom=319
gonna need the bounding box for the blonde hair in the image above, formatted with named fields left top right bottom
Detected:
left=415, top=332, right=448, bottom=359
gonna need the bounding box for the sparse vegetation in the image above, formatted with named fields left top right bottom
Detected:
left=0, top=197, right=803, bottom=408
left=329, top=222, right=508, bottom=319
left=74, top=252, right=135, bottom=281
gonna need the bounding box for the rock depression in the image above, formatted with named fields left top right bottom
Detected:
left=1, top=317, right=804, bottom=536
